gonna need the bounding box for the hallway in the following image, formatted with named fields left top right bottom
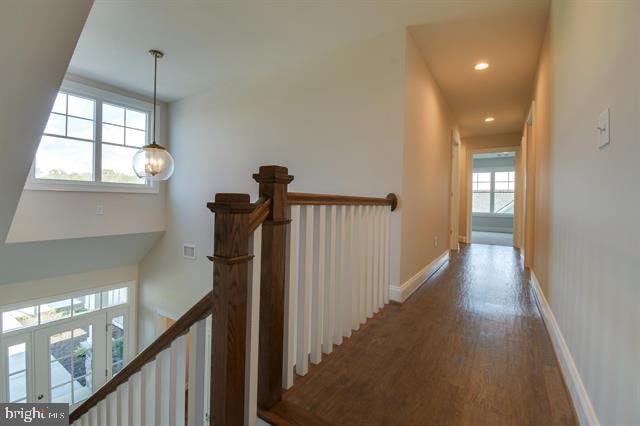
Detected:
left=275, top=244, right=576, bottom=425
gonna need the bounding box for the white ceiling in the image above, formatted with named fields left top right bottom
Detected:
left=409, top=1, right=549, bottom=137
left=70, top=0, right=548, bottom=136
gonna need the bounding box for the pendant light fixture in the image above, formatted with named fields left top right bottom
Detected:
left=133, top=49, right=175, bottom=181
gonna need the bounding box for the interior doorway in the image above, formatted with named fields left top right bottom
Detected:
left=470, top=150, right=517, bottom=246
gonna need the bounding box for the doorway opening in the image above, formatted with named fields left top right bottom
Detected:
left=471, top=151, right=516, bottom=246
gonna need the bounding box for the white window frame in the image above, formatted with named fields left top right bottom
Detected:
left=25, top=80, right=160, bottom=194
left=0, top=282, right=134, bottom=404
left=472, top=167, right=515, bottom=217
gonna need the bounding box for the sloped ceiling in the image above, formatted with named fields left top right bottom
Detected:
left=0, top=0, right=94, bottom=244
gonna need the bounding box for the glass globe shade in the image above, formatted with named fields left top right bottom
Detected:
left=133, top=144, right=175, bottom=181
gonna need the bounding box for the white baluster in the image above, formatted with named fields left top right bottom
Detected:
left=245, top=225, right=262, bottom=426
left=323, top=205, right=336, bottom=354
left=365, top=205, right=374, bottom=319
left=358, top=205, right=366, bottom=326
left=283, top=205, right=300, bottom=388
left=378, top=206, right=385, bottom=309
left=374, top=206, right=382, bottom=311
left=170, top=335, right=187, bottom=426
left=130, top=371, right=144, bottom=426
left=97, top=398, right=108, bottom=426
left=107, top=392, right=117, bottom=426
left=118, top=382, right=130, bottom=426
left=335, top=205, right=346, bottom=342
left=296, top=206, right=313, bottom=375
left=349, top=205, right=359, bottom=332
left=311, top=205, right=325, bottom=364
left=142, top=361, right=157, bottom=426
left=188, top=319, right=207, bottom=426
left=156, top=348, right=171, bottom=426
left=92, top=399, right=100, bottom=426
left=384, top=208, right=390, bottom=304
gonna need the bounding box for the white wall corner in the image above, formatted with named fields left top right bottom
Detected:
left=530, top=272, right=600, bottom=426
left=390, top=250, right=449, bottom=303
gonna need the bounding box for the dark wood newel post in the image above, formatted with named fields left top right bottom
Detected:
left=207, top=193, right=255, bottom=425
left=253, top=165, right=294, bottom=409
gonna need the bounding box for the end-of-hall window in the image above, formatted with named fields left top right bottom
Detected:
left=29, top=80, right=157, bottom=192
left=472, top=171, right=515, bottom=214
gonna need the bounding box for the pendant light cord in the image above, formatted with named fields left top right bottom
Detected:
left=152, top=53, right=157, bottom=144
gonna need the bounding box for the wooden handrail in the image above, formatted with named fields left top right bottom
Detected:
left=288, top=192, right=398, bottom=211
left=249, top=197, right=272, bottom=231
left=70, top=290, right=213, bottom=422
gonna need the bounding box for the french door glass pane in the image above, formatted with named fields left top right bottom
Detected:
left=7, top=342, right=28, bottom=403
left=48, top=325, right=94, bottom=405
left=8, top=343, right=26, bottom=374
left=35, top=136, right=93, bottom=181
left=51, top=383, right=72, bottom=404
left=111, top=315, right=125, bottom=375
left=9, top=372, right=27, bottom=402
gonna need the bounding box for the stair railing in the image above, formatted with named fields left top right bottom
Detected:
left=69, top=164, right=397, bottom=426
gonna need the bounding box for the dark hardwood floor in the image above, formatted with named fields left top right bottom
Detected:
left=274, top=244, right=577, bottom=425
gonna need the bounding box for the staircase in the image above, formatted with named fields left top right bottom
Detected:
left=69, top=165, right=397, bottom=426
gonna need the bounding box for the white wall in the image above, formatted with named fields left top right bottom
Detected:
left=531, top=1, right=640, bottom=423
left=138, top=31, right=407, bottom=348
left=400, top=33, right=454, bottom=283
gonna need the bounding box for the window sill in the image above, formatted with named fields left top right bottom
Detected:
left=472, top=213, right=514, bottom=218
left=24, top=179, right=159, bottom=194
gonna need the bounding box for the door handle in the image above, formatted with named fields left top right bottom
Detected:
left=37, top=394, right=44, bottom=400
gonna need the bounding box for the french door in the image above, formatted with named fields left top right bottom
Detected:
left=2, top=308, right=130, bottom=409
left=33, top=313, right=106, bottom=407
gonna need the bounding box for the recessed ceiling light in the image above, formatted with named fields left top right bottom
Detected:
left=484, top=116, right=495, bottom=122
left=474, top=62, right=490, bottom=71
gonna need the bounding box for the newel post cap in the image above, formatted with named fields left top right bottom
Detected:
left=207, top=193, right=254, bottom=213
left=253, top=165, right=294, bottom=184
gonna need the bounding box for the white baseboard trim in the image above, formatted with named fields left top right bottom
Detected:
left=390, top=251, right=449, bottom=303
left=530, top=272, right=599, bottom=426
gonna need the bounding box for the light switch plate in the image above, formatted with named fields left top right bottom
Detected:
left=597, top=108, right=610, bottom=149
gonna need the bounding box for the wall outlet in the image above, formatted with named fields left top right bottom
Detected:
left=96, top=205, right=104, bottom=215
left=183, top=244, right=196, bottom=260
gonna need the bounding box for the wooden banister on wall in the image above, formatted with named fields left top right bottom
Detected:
left=70, top=164, right=398, bottom=426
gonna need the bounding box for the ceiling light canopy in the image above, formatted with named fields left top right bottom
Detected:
left=474, top=62, right=490, bottom=71
left=484, top=116, right=495, bottom=122
left=133, top=49, right=175, bottom=181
